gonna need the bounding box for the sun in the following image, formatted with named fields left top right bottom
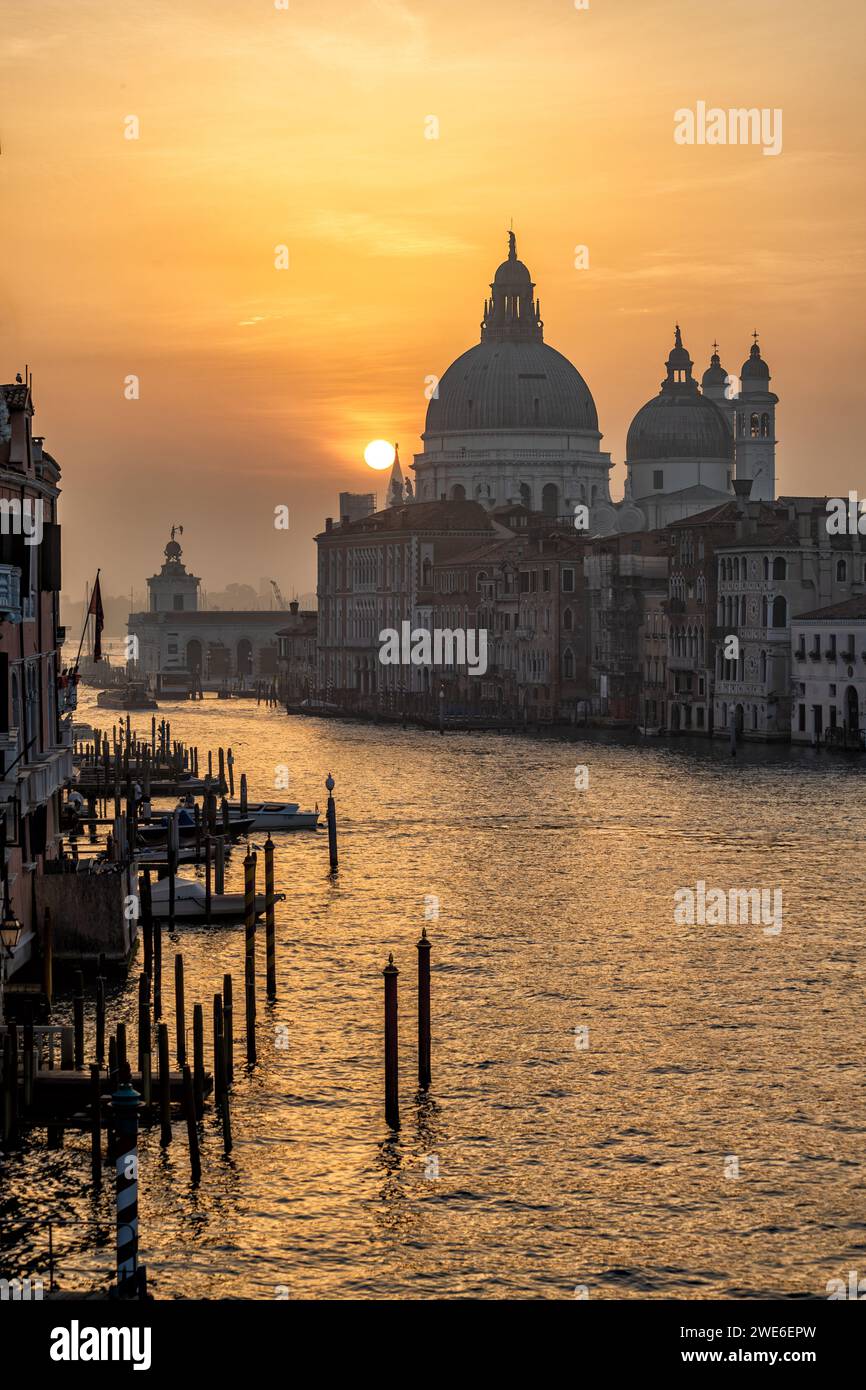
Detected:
left=364, top=439, right=395, bottom=471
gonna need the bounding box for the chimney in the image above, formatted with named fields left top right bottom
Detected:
left=325, top=517, right=333, bottom=532
left=289, top=599, right=299, bottom=615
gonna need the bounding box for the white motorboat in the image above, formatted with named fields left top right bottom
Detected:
left=149, top=875, right=284, bottom=921
left=222, top=800, right=320, bottom=831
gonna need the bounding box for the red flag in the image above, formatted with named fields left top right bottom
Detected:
left=87, top=573, right=104, bottom=661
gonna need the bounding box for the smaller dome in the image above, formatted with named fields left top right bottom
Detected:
left=627, top=326, right=733, bottom=464
left=742, top=341, right=770, bottom=381
left=493, top=257, right=532, bottom=284
left=165, top=539, right=182, bottom=561
left=702, top=349, right=728, bottom=390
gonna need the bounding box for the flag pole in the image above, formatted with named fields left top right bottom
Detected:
left=73, top=568, right=100, bottom=670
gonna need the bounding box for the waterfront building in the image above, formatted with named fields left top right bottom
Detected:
left=790, top=596, right=866, bottom=746
left=0, top=376, right=72, bottom=989
left=128, top=532, right=297, bottom=692
left=664, top=491, right=783, bottom=734
left=276, top=601, right=318, bottom=703
left=315, top=500, right=500, bottom=701
left=713, top=499, right=863, bottom=739
left=584, top=531, right=671, bottom=721
left=638, top=585, right=669, bottom=731
left=430, top=526, right=591, bottom=720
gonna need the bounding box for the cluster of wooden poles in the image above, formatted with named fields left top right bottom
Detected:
left=382, top=928, right=432, bottom=1131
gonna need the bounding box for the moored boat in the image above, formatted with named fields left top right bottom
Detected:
left=149, top=875, right=284, bottom=920
left=222, top=800, right=319, bottom=831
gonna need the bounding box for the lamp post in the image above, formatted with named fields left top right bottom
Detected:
left=0, top=904, right=22, bottom=1027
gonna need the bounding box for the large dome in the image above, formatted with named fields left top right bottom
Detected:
left=425, top=339, right=598, bottom=435
left=627, top=326, right=733, bottom=463
left=424, top=230, right=598, bottom=438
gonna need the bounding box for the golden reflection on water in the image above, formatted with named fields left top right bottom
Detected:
left=1, top=690, right=865, bottom=1299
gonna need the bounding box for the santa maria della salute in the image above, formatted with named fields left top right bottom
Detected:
left=315, top=230, right=862, bottom=747
left=407, top=230, right=777, bottom=530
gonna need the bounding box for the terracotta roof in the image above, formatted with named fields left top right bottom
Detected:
left=794, top=596, right=866, bottom=622
left=317, top=499, right=495, bottom=539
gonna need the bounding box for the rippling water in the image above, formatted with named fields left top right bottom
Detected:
left=2, top=690, right=865, bottom=1299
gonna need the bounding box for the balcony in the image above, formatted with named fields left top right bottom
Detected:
left=840, top=650, right=856, bottom=664
left=0, top=564, right=22, bottom=622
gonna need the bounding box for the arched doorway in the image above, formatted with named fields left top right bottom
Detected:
left=186, top=639, right=202, bottom=676
left=846, top=685, right=859, bottom=734
left=519, top=483, right=531, bottom=508
left=236, top=638, right=253, bottom=680
left=735, top=704, right=745, bottom=735
left=450, top=484, right=466, bottom=501
left=542, top=483, right=559, bottom=517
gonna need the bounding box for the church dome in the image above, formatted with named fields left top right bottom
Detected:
left=627, top=326, right=733, bottom=463
left=701, top=349, right=728, bottom=390
left=424, top=232, right=598, bottom=436
left=741, top=340, right=770, bottom=383
left=425, top=340, right=598, bottom=434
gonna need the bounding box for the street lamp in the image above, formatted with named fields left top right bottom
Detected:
left=0, top=904, right=22, bottom=1026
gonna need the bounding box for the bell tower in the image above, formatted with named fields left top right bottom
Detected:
left=734, top=336, right=778, bottom=501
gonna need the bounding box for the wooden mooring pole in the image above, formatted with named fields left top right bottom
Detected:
left=326, top=773, right=338, bottom=872
left=192, top=1003, right=205, bottom=1120
left=90, top=1063, right=102, bottom=1185
left=223, top=974, right=234, bottom=1084
left=182, top=1065, right=201, bottom=1184
left=73, top=971, right=85, bottom=1070
left=244, top=851, right=257, bottom=1064
left=417, top=927, right=431, bottom=1090
left=383, top=954, right=400, bottom=1130
left=175, top=954, right=186, bottom=1066
left=158, top=1023, right=171, bottom=1147
left=265, top=836, right=277, bottom=1000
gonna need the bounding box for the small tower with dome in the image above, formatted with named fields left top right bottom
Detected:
left=733, top=336, right=778, bottom=501
left=147, top=526, right=201, bottom=613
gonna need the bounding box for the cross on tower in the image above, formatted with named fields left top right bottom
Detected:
left=712, top=340, right=720, bottom=355
left=752, top=329, right=760, bottom=345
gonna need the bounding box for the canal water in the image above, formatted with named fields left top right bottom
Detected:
left=2, top=689, right=865, bottom=1299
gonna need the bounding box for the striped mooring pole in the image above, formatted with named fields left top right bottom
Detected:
left=111, top=1079, right=142, bottom=1298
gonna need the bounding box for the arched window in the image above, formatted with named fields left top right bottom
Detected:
left=836, top=558, right=847, bottom=582
left=422, top=558, right=432, bottom=587
left=542, top=483, right=558, bottom=518
left=750, top=413, right=760, bottom=437
left=761, top=596, right=768, bottom=627
left=451, top=483, right=466, bottom=501
left=760, top=650, right=767, bottom=682
left=519, top=483, right=531, bottom=508
left=761, top=413, right=770, bottom=437
left=733, top=557, right=740, bottom=580
left=562, top=648, right=575, bottom=679
left=563, top=607, right=573, bottom=631
left=773, top=557, right=786, bottom=580
left=771, top=595, right=787, bottom=628
left=475, top=571, right=488, bottom=592
left=763, top=557, right=770, bottom=581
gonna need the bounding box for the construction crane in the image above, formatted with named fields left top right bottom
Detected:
left=270, top=579, right=288, bottom=610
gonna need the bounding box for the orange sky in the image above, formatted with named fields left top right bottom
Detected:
left=2, top=0, right=865, bottom=606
